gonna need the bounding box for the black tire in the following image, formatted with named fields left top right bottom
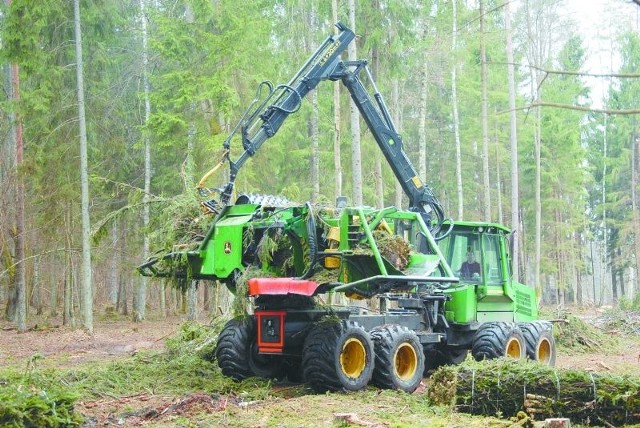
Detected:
left=215, top=317, right=285, bottom=381
left=302, top=320, right=374, bottom=392
left=370, top=325, right=425, bottom=392
left=519, top=321, right=556, bottom=366
left=471, top=322, right=526, bottom=361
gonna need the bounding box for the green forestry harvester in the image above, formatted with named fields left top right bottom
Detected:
left=139, top=22, right=555, bottom=393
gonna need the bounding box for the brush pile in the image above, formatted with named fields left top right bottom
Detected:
left=0, top=383, right=82, bottom=427
left=428, top=359, right=640, bottom=426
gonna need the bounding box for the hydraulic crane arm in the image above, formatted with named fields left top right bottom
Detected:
left=332, top=60, right=445, bottom=232
left=216, top=22, right=355, bottom=204
left=207, top=22, right=447, bottom=235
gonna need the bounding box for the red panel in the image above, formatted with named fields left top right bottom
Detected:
left=256, top=310, right=285, bottom=353
left=248, top=277, right=320, bottom=296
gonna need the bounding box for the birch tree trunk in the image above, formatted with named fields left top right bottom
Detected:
left=505, top=0, right=520, bottom=281
left=347, top=0, right=362, bottom=205
left=332, top=0, right=342, bottom=202
left=452, top=0, right=464, bottom=220
left=74, top=0, right=93, bottom=333
left=479, top=0, right=491, bottom=221
left=137, top=0, right=152, bottom=321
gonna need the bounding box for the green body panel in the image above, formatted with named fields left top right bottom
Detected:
left=513, top=281, right=538, bottom=321
left=443, top=284, right=476, bottom=323
left=200, top=213, right=252, bottom=278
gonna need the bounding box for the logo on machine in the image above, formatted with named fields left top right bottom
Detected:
left=318, top=40, right=341, bottom=66
left=224, top=241, right=232, bottom=254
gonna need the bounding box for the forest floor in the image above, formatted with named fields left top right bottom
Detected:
left=1, top=307, right=639, bottom=427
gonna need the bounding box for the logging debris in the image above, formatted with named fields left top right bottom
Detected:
left=427, top=359, right=640, bottom=427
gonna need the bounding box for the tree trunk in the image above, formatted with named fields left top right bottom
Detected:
left=117, top=214, right=128, bottom=315
left=347, top=0, right=362, bottom=205
left=49, top=265, right=58, bottom=317
left=418, top=52, right=428, bottom=183
left=332, top=0, right=342, bottom=203
left=479, top=0, right=491, bottom=222
left=452, top=0, right=463, bottom=220
left=311, top=89, right=320, bottom=202
left=160, top=280, right=167, bottom=318
left=74, top=0, right=93, bottom=333
left=505, top=0, right=520, bottom=281
left=203, top=281, right=209, bottom=312
left=5, top=0, right=26, bottom=331
left=187, top=281, right=197, bottom=321
left=108, top=219, right=118, bottom=306
left=391, top=80, right=403, bottom=209
left=137, top=0, right=152, bottom=322
left=611, top=267, right=618, bottom=303
left=32, top=256, right=42, bottom=315
left=633, top=132, right=640, bottom=298
left=63, top=204, right=75, bottom=327
left=526, top=0, right=543, bottom=300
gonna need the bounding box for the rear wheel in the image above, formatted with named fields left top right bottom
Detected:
left=519, top=321, right=556, bottom=366
left=302, top=320, right=374, bottom=392
left=370, top=325, right=424, bottom=392
left=471, top=322, right=525, bottom=361
left=215, top=317, right=285, bottom=380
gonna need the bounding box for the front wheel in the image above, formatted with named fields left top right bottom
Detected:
left=370, top=325, right=424, bottom=392
left=302, top=319, right=374, bottom=392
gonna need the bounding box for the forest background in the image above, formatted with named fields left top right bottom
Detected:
left=2, top=0, right=640, bottom=333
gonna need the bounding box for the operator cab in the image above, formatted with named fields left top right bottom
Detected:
left=437, top=222, right=508, bottom=287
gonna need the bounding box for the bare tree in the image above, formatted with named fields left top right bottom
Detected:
left=137, top=0, right=152, bottom=321
left=479, top=0, right=491, bottom=221
left=332, top=0, right=342, bottom=202
left=74, top=0, right=93, bottom=333
left=348, top=0, right=362, bottom=205
left=505, top=0, right=520, bottom=281
left=452, top=0, right=463, bottom=220
left=5, top=5, right=26, bottom=330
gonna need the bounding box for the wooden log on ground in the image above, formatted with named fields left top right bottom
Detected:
left=427, top=359, right=640, bottom=427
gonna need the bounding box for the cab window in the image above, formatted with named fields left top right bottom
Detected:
left=483, top=234, right=503, bottom=285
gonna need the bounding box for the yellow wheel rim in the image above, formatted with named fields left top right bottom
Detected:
left=537, top=337, right=552, bottom=364
left=340, top=338, right=367, bottom=378
left=394, top=343, right=418, bottom=381
left=505, top=337, right=522, bottom=358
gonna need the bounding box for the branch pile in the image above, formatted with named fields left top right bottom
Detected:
left=0, top=384, right=82, bottom=427
left=427, top=359, right=640, bottom=426
left=554, top=315, right=620, bottom=353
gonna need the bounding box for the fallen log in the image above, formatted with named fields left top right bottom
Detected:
left=427, top=359, right=640, bottom=427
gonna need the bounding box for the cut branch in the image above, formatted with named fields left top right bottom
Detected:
left=492, top=61, right=640, bottom=79
left=498, top=102, right=640, bottom=115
